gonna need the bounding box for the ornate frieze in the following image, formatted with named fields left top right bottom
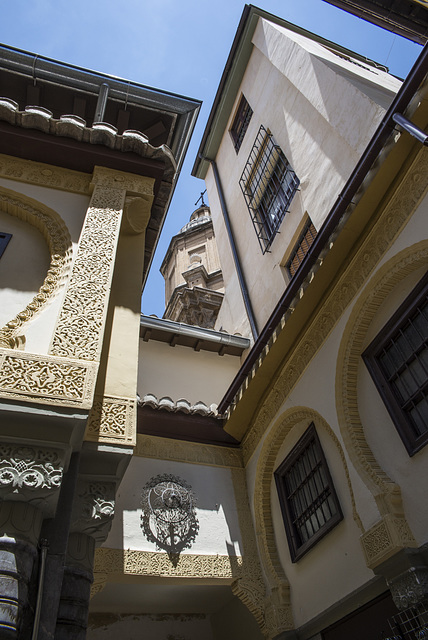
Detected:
left=0, top=153, right=92, bottom=194
left=0, top=186, right=73, bottom=348
left=94, top=547, right=242, bottom=579
left=134, top=434, right=243, bottom=469
left=0, top=349, right=95, bottom=408
left=50, top=185, right=125, bottom=361
left=50, top=168, right=154, bottom=363
left=85, top=394, right=136, bottom=445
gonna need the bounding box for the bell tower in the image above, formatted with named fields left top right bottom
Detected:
left=160, top=204, right=224, bottom=328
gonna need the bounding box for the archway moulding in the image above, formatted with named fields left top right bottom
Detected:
left=253, top=407, right=360, bottom=639
left=0, top=184, right=73, bottom=349
left=337, top=242, right=428, bottom=569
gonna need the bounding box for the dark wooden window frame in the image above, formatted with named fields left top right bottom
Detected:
left=0, top=232, right=12, bottom=259
left=230, top=95, right=253, bottom=153
left=240, top=125, right=300, bottom=254
left=286, top=217, right=317, bottom=278
left=363, top=270, right=428, bottom=456
left=274, top=423, right=343, bottom=562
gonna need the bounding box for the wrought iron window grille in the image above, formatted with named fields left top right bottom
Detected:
left=384, top=599, right=428, bottom=640
left=240, top=125, right=300, bottom=254
left=363, top=270, right=428, bottom=456
left=274, top=423, right=343, bottom=562
left=0, top=232, right=12, bottom=259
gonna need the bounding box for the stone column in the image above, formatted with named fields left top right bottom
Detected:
left=54, top=480, right=115, bottom=640
left=0, top=444, right=65, bottom=639
left=0, top=503, right=41, bottom=639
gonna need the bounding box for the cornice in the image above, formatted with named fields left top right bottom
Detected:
left=0, top=152, right=91, bottom=194
left=0, top=101, right=177, bottom=180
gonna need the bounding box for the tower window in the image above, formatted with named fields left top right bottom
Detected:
left=363, top=271, right=428, bottom=456
left=230, top=95, right=253, bottom=153
left=240, top=126, right=299, bottom=254
left=275, top=423, right=343, bottom=562
left=0, top=233, right=12, bottom=259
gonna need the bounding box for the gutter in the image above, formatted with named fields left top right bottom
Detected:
left=140, top=314, right=250, bottom=352
left=218, top=41, right=428, bottom=415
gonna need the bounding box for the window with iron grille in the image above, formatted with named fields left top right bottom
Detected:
left=286, top=217, right=317, bottom=278
left=274, top=423, right=343, bottom=562
left=363, top=271, right=428, bottom=456
left=240, top=126, right=299, bottom=253
left=230, top=95, right=253, bottom=153
left=0, top=232, right=12, bottom=259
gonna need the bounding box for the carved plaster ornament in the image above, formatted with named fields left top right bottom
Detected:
left=71, top=480, right=116, bottom=544
left=0, top=187, right=73, bottom=349
left=122, top=194, right=152, bottom=235
left=141, top=474, right=199, bottom=563
left=387, top=566, right=428, bottom=610
left=0, top=445, right=64, bottom=517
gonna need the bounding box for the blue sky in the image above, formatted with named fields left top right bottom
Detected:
left=0, top=1, right=422, bottom=316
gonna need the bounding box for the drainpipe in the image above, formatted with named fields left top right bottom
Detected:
left=94, top=82, right=109, bottom=123
left=203, top=157, right=259, bottom=341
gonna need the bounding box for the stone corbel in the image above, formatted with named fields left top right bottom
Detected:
left=122, top=194, right=153, bottom=235
left=263, top=584, right=295, bottom=639
left=360, top=514, right=417, bottom=570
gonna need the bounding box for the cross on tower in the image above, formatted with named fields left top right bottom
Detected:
left=194, top=190, right=207, bottom=207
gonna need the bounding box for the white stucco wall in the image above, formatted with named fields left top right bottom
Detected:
left=243, top=191, right=428, bottom=628
left=208, top=17, right=399, bottom=335
left=104, top=455, right=244, bottom=557
left=138, top=338, right=243, bottom=407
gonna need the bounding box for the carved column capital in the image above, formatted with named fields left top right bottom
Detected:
left=90, top=165, right=154, bottom=196
left=387, top=566, right=428, bottom=610
left=71, top=480, right=115, bottom=544
left=0, top=444, right=66, bottom=516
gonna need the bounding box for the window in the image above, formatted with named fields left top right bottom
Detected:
left=0, top=232, right=12, bottom=259
left=230, top=95, right=253, bottom=153
left=363, top=271, right=428, bottom=456
left=274, top=423, right=343, bottom=562
left=240, top=126, right=299, bottom=253
left=286, top=217, right=317, bottom=278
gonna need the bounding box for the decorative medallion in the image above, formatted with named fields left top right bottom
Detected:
left=141, top=474, right=198, bottom=563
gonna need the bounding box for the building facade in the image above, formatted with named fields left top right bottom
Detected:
left=0, top=45, right=200, bottom=639
left=191, top=5, right=428, bottom=640
left=2, top=4, right=428, bottom=639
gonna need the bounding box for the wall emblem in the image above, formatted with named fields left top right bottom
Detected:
left=141, top=474, right=198, bottom=563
